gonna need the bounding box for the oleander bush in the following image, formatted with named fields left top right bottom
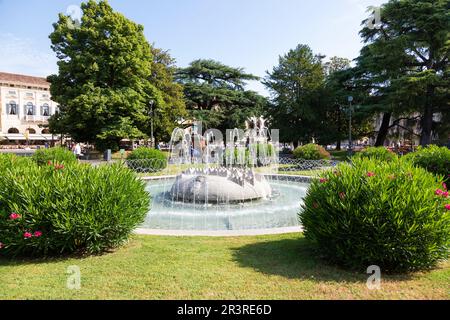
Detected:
left=32, top=146, right=77, bottom=166
left=300, top=158, right=450, bottom=273
left=354, top=146, right=397, bottom=162
left=0, top=155, right=150, bottom=256
left=126, top=147, right=167, bottom=172
left=0, top=153, right=31, bottom=168
left=404, top=145, right=450, bottom=183
left=293, top=144, right=331, bottom=160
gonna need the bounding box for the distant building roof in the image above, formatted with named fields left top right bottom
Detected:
left=0, top=72, right=49, bottom=87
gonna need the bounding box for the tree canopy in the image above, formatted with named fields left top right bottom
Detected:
left=176, top=59, right=267, bottom=131
left=47, top=0, right=184, bottom=150
left=46, top=0, right=449, bottom=149
left=263, top=44, right=326, bottom=145
left=147, top=47, right=187, bottom=143
left=355, top=0, right=449, bottom=146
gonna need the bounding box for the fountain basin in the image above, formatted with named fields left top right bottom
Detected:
left=142, top=177, right=310, bottom=231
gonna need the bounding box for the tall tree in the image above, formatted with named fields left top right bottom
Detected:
left=322, top=57, right=352, bottom=150
left=146, top=47, right=187, bottom=143
left=357, top=0, right=449, bottom=146
left=324, top=57, right=352, bottom=77
left=48, top=0, right=164, bottom=151
left=263, top=44, right=325, bottom=146
left=176, top=59, right=267, bottom=131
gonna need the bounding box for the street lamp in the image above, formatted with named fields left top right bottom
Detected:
left=149, top=100, right=154, bottom=148
left=347, top=96, right=354, bottom=156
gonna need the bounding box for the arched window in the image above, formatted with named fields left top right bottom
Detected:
left=26, top=102, right=34, bottom=115
left=8, top=101, right=17, bottom=115
left=8, top=128, right=19, bottom=134
left=42, top=129, right=50, bottom=134
left=42, top=103, right=50, bottom=116
left=26, top=128, right=36, bottom=134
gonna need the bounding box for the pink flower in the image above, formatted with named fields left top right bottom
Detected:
left=23, top=232, right=32, bottom=239
left=443, top=183, right=447, bottom=190
left=47, top=160, right=52, bottom=166
left=339, top=192, right=346, bottom=200
left=445, top=204, right=450, bottom=211
left=435, top=189, right=448, bottom=198
left=0, top=242, right=4, bottom=249
left=366, top=172, right=375, bottom=177
left=9, top=213, right=21, bottom=220
left=33, top=231, right=42, bottom=237
left=319, top=178, right=328, bottom=183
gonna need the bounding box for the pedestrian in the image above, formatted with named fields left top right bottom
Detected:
left=74, top=143, right=82, bottom=160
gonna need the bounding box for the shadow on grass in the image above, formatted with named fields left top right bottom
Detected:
left=232, top=237, right=413, bottom=283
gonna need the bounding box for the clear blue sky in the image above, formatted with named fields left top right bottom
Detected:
left=0, top=0, right=386, bottom=95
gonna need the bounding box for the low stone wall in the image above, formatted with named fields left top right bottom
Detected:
left=263, top=174, right=313, bottom=183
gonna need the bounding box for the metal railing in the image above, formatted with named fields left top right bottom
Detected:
left=124, top=157, right=339, bottom=175
left=125, top=158, right=168, bottom=173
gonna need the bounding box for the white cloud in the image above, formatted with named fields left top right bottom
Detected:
left=0, top=33, right=57, bottom=77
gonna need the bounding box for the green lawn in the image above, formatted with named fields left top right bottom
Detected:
left=1, top=233, right=448, bottom=300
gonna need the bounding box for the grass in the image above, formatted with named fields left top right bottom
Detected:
left=1, top=233, right=448, bottom=300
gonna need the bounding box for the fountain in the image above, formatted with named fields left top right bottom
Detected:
left=167, top=118, right=274, bottom=204
left=140, top=119, right=310, bottom=231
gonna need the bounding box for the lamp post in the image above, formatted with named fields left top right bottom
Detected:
left=149, top=100, right=154, bottom=148
left=347, top=96, right=353, bottom=156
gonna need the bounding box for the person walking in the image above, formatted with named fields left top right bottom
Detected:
left=73, top=143, right=82, bottom=160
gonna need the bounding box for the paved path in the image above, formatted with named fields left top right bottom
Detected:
left=135, top=226, right=302, bottom=237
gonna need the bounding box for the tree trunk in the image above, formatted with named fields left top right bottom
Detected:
left=293, top=141, right=299, bottom=149
left=375, top=112, right=392, bottom=147
left=419, top=86, right=435, bottom=146
left=336, top=140, right=341, bottom=151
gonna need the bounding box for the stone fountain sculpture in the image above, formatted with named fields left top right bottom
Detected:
left=170, top=167, right=272, bottom=203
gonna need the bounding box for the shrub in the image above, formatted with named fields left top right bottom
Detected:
left=32, top=147, right=77, bottom=166
left=404, top=145, right=450, bottom=183
left=354, top=146, right=397, bottom=162
left=0, top=153, right=31, bottom=168
left=293, top=144, right=331, bottom=160
left=0, top=157, right=150, bottom=256
left=300, top=158, right=450, bottom=273
left=126, top=147, right=168, bottom=172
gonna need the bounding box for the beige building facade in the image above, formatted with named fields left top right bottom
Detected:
left=0, top=72, right=59, bottom=145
